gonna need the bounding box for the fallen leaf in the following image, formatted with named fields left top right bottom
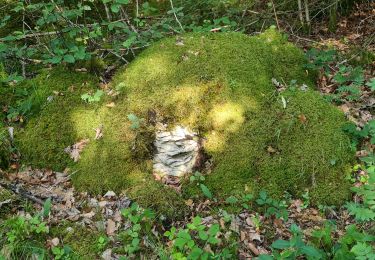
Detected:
left=106, top=102, right=115, bottom=108
left=247, top=242, right=260, bottom=256
left=104, top=191, right=116, bottom=198
left=267, top=146, right=277, bottom=154
left=298, top=114, right=307, bottom=123
left=185, top=199, right=193, bottom=207
left=64, top=139, right=90, bottom=162
left=51, top=237, right=59, bottom=247
left=82, top=211, right=95, bottom=219
left=106, top=219, right=117, bottom=235
left=248, top=232, right=262, bottom=242
left=94, top=125, right=103, bottom=140
left=101, top=249, right=112, bottom=260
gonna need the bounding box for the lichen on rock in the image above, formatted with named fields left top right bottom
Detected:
left=17, top=29, right=354, bottom=216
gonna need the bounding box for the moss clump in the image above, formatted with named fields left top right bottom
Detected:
left=15, top=66, right=102, bottom=170
left=18, top=30, right=354, bottom=216
left=50, top=223, right=102, bottom=259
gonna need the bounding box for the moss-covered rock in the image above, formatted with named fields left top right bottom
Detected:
left=17, top=31, right=354, bottom=216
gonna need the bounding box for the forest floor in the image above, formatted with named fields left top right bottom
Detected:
left=0, top=2, right=374, bottom=260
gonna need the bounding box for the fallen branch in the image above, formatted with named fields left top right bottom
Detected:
left=0, top=179, right=44, bottom=205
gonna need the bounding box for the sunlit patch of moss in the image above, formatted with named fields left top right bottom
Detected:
left=209, top=102, right=245, bottom=133
left=15, top=67, right=100, bottom=170
left=18, top=30, right=354, bottom=217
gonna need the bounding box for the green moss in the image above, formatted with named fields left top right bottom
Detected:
left=18, top=30, right=354, bottom=217
left=15, top=66, right=101, bottom=170
left=50, top=223, right=102, bottom=259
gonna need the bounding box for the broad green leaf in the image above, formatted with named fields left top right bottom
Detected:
left=271, top=239, right=290, bottom=249
left=208, top=224, right=220, bottom=236
left=200, top=184, right=212, bottom=199
left=198, top=230, right=208, bottom=240
left=300, top=245, right=322, bottom=258
left=43, top=198, right=52, bottom=217
left=225, top=196, right=238, bottom=204
left=63, top=54, right=75, bottom=63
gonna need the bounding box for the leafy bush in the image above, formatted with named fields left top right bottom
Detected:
left=164, top=216, right=234, bottom=259
left=345, top=153, right=375, bottom=222
left=0, top=199, right=76, bottom=259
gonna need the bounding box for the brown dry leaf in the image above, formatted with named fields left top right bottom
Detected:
left=267, top=146, right=277, bottom=154
left=247, top=242, right=260, bottom=256
left=240, top=231, right=246, bottom=241
left=248, top=232, right=262, bottom=242
left=106, top=102, right=115, bottom=108
left=298, top=114, right=307, bottom=124
left=64, top=139, right=90, bottom=162
left=82, top=211, right=95, bottom=219
left=185, top=199, right=193, bottom=207
left=106, top=219, right=117, bottom=235
left=51, top=237, right=60, bottom=247
left=94, top=125, right=103, bottom=140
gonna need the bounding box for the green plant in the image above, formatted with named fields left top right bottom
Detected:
left=332, top=65, right=364, bottom=101
left=259, top=224, right=322, bottom=259
left=366, top=78, right=375, bottom=91
left=304, top=48, right=336, bottom=73
left=127, top=113, right=144, bottom=130
left=311, top=223, right=375, bottom=259
left=164, top=216, right=234, bottom=259
left=301, top=190, right=310, bottom=209
left=256, top=191, right=289, bottom=221
left=51, top=245, right=74, bottom=260
left=119, top=202, right=155, bottom=256
left=190, top=172, right=214, bottom=200
left=81, top=89, right=104, bottom=103
left=225, top=193, right=254, bottom=209
left=345, top=153, right=375, bottom=222
left=0, top=198, right=51, bottom=259
left=96, top=236, right=109, bottom=252
left=343, top=120, right=375, bottom=151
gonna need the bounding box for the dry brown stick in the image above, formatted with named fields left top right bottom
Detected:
left=0, top=180, right=44, bottom=205
left=271, top=0, right=280, bottom=30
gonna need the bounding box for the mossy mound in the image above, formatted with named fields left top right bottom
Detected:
left=15, top=66, right=103, bottom=170
left=18, top=31, right=354, bottom=216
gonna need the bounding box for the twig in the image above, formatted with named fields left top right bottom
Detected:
left=304, top=0, right=310, bottom=28
left=104, top=2, right=112, bottom=22
left=0, top=180, right=44, bottom=205
left=270, top=0, right=280, bottom=30
left=297, top=0, right=304, bottom=26
left=169, top=0, right=184, bottom=32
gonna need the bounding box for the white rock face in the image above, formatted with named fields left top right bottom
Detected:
left=153, top=125, right=199, bottom=177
